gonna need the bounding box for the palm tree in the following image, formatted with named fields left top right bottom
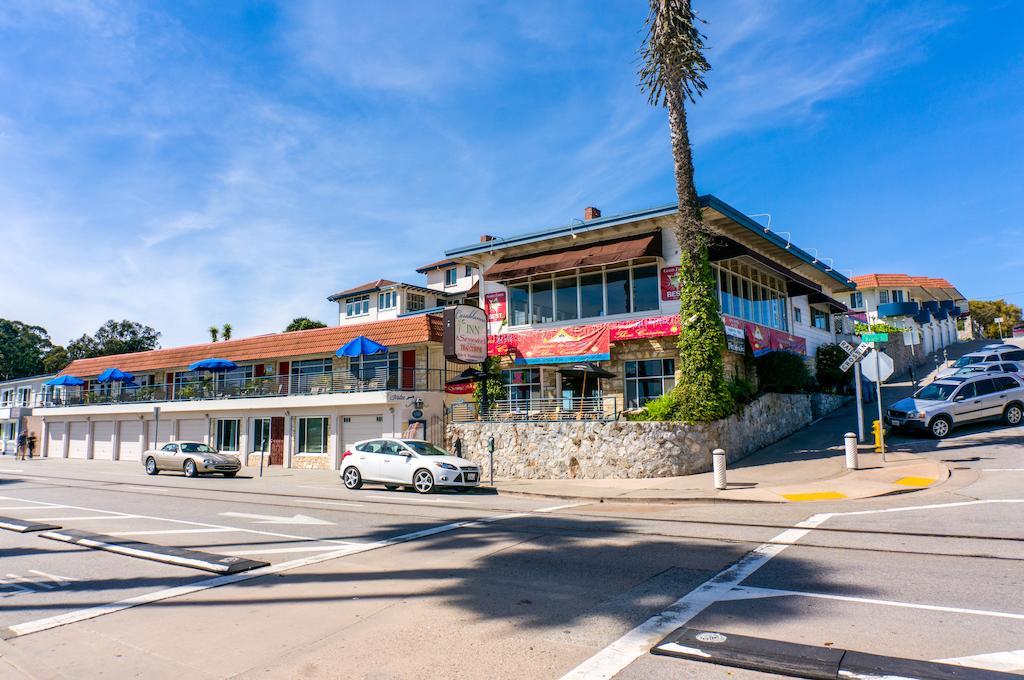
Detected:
left=208, top=326, right=219, bottom=343
left=222, top=323, right=232, bottom=341
left=640, top=0, right=732, bottom=421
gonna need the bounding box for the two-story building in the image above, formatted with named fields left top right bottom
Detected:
left=0, top=373, right=55, bottom=454
left=328, top=264, right=481, bottom=327
left=32, top=316, right=458, bottom=470
left=848, top=274, right=968, bottom=356
left=442, top=195, right=855, bottom=413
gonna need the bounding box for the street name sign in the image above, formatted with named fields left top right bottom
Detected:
left=861, top=332, right=889, bottom=343
left=861, top=350, right=894, bottom=383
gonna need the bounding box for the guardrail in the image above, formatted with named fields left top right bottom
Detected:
left=36, top=367, right=461, bottom=408
left=449, top=396, right=618, bottom=422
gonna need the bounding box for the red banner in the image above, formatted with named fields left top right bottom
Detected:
left=609, top=315, right=680, bottom=341
left=769, top=328, right=807, bottom=355
left=722, top=315, right=806, bottom=356
left=488, top=325, right=610, bottom=364
left=660, top=266, right=680, bottom=301
left=445, top=382, right=475, bottom=395
left=485, top=292, right=506, bottom=323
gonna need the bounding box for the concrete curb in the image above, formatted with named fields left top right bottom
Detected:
left=0, top=517, right=61, bottom=533
left=653, top=627, right=1016, bottom=679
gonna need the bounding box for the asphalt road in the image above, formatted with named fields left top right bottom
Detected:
left=0, top=417, right=1021, bottom=679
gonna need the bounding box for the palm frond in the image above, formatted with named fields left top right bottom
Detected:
left=638, top=0, right=710, bottom=107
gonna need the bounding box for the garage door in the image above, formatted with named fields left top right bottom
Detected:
left=119, top=421, right=144, bottom=461
left=177, top=419, right=208, bottom=443
left=147, top=419, right=173, bottom=448
left=68, top=422, right=89, bottom=459
left=341, top=414, right=385, bottom=466
left=92, top=421, right=114, bottom=460
left=47, top=422, right=66, bottom=458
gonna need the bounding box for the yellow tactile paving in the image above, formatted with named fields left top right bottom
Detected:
left=895, top=477, right=937, bottom=487
left=781, top=491, right=848, bottom=502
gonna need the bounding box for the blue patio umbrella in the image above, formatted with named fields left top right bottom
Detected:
left=336, top=336, right=388, bottom=357
left=45, top=375, right=85, bottom=386
left=96, top=368, right=135, bottom=383
left=188, top=358, right=238, bottom=372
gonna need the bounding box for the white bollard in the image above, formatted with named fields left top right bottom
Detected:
left=844, top=432, right=859, bottom=470
left=712, top=448, right=727, bottom=490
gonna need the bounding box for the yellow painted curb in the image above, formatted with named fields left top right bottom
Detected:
left=895, top=476, right=936, bottom=487
left=782, top=491, right=848, bottom=502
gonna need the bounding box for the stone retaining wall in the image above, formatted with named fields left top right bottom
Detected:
left=446, top=392, right=849, bottom=480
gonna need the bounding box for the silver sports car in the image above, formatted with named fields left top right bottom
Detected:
left=142, top=441, right=241, bottom=477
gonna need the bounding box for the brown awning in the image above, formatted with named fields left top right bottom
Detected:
left=485, top=232, right=661, bottom=281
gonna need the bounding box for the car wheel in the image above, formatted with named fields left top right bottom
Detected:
left=384, top=484, right=400, bottom=491
left=145, top=457, right=159, bottom=475
left=342, top=466, right=363, bottom=490
left=223, top=471, right=237, bottom=478
left=413, top=469, right=435, bottom=494
left=1005, top=403, right=1024, bottom=426
left=929, top=416, right=952, bottom=439
left=183, top=459, right=198, bottom=478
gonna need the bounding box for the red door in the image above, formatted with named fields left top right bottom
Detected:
left=401, top=350, right=416, bottom=390
left=269, top=417, right=285, bottom=465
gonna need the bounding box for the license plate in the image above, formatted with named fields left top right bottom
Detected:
left=891, top=419, right=902, bottom=426
left=466, top=473, right=477, bottom=482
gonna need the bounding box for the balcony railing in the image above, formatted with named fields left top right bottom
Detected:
left=449, top=396, right=618, bottom=423
left=37, top=367, right=460, bottom=408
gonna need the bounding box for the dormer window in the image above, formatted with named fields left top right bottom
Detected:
left=378, top=290, right=397, bottom=310
left=444, top=268, right=457, bottom=287
left=346, top=295, right=370, bottom=317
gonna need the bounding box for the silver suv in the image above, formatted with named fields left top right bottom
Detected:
left=937, top=347, right=1024, bottom=378
left=885, top=373, right=1024, bottom=439
left=954, top=360, right=1024, bottom=377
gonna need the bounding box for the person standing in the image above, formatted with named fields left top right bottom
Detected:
left=27, top=433, right=37, bottom=459
left=16, top=430, right=27, bottom=460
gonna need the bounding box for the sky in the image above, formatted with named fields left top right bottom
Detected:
left=1, top=1, right=1021, bottom=348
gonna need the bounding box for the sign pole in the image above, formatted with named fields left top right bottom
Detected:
left=874, top=345, right=886, bottom=462
left=853, top=361, right=864, bottom=442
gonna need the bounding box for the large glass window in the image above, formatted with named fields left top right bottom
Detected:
left=579, top=272, right=604, bottom=318
left=251, top=418, right=271, bottom=453
left=215, top=364, right=253, bottom=393
left=812, top=308, right=831, bottom=331
left=378, top=290, right=397, bottom=309
left=712, top=260, right=789, bottom=331
left=531, top=279, right=554, bottom=324
left=509, top=284, right=529, bottom=326
left=297, top=417, right=328, bottom=454
left=16, top=388, right=30, bottom=407
left=503, top=368, right=542, bottom=404
left=891, top=290, right=905, bottom=303
left=346, top=295, right=370, bottom=317
left=632, top=265, right=659, bottom=312
left=350, top=351, right=398, bottom=384
left=406, top=293, right=426, bottom=312
left=850, top=292, right=863, bottom=308
left=215, top=419, right=240, bottom=452
left=291, top=358, right=333, bottom=392
left=605, top=268, right=631, bottom=316
left=625, top=359, right=675, bottom=408
left=555, top=277, right=578, bottom=321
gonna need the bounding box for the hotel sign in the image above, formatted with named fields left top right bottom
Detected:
left=660, top=266, right=681, bottom=301
left=443, top=304, right=487, bottom=364
left=485, top=292, right=507, bottom=323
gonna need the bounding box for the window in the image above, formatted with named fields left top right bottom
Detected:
left=378, top=290, right=397, bottom=310
left=346, top=295, right=370, bottom=317
left=605, top=268, right=631, bottom=316
left=625, top=359, right=676, bottom=408
left=215, top=365, right=253, bottom=392
left=509, top=283, right=529, bottom=326
left=555, top=277, right=578, bottom=321
left=850, top=292, right=863, bottom=308
left=794, top=307, right=802, bottom=324
left=955, top=382, right=977, bottom=400
left=350, top=351, right=398, bottom=384
left=16, top=388, right=30, bottom=407
left=1003, top=350, right=1024, bottom=361
left=879, top=290, right=890, bottom=304
left=812, top=308, right=830, bottom=331
left=891, top=290, right=905, bottom=303
left=291, top=358, right=333, bottom=392
left=297, top=417, right=328, bottom=454
left=503, top=368, right=542, bottom=404
left=215, top=419, right=240, bottom=452
left=1, top=390, right=12, bottom=407
left=579, top=272, right=604, bottom=318
left=161, top=443, right=178, bottom=452
left=251, top=418, right=271, bottom=453
left=444, top=268, right=457, bottom=287
left=712, top=260, right=789, bottom=331
left=994, top=376, right=1018, bottom=391
left=464, top=265, right=473, bottom=277
left=407, top=293, right=425, bottom=312
left=531, top=279, right=554, bottom=324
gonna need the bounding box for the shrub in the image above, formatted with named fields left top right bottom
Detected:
left=755, top=351, right=812, bottom=393
left=726, top=375, right=757, bottom=405
left=815, top=343, right=853, bottom=393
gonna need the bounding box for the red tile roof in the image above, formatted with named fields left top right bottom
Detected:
left=60, top=315, right=443, bottom=377
left=326, top=279, right=397, bottom=301
left=852, top=273, right=959, bottom=291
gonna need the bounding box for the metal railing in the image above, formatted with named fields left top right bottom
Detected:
left=448, top=396, right=618, bottom=423
left=37, top=367, right=461, bottom=408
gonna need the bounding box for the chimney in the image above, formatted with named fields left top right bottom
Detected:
left=584, top=206, right=601, bottom=220
left=479, top=234, right=496, bottom=242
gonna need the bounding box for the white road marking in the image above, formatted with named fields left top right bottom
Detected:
left=534, top=502, right=592, bottom=513
left=27, top=570, right=81, bottom=586
left=6, top=574, right=54, bottom=590
left=558, top=512, right=834, bottom=680
left=0, top=505, right=68, bottom=511
left=834, top=499, right=1024, bottom=517
left=219, top=511, right=334, bottom=526
left=655, top=642, right=711, bottom=658
left=228, top=546, right=357, bottom=555
left=0, top=579, right=34, bottom=597
left=936, top=649, right=1024, bottom=672
left=0, top=470, right=25, bottom=474
left=365, top=494, right=472, bottom=504
left=30, top=515, right=140, bottom=522
left=5, top=510, right=528, bottom=637
left=981, top=469, right=1024, bottom=472
left=720, top=586, right=1024, bottom=620
left=109, top=528, right=236, bottom=537
left=295, top=499, right=363, bottom=508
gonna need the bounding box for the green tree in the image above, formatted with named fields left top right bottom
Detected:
left=285, top=317, right=327, bottom=332
left=42, top=346, right=70, bottom=374
left=638, top=0, right=732, bottom=421
left=222, top=323, right=232, bottom=341
left=968, top=299, right=1022, bottom=339
left=0, top=320, right=53, bottom=380
left=815, top=343, right=853, bottom=393
left=68, top=320, right=161, bottom=360
left=472, top=357, right=505, bottom=411
left=208, top=326, right=219, bottom=343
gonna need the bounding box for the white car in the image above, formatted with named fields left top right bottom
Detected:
left=937, top=347, right=1024, bottom=378
left=340, top=438, right=481, bottom=494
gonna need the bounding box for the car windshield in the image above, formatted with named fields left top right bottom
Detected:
left=403, top=441, right=451, bottom=456
left=952, top=356, right=984, bottom=368
left=180, top=443, right=216, bottom=454
left=955, top=366, right=986, bottom=374
left=914, top=383, right=958, bottom=401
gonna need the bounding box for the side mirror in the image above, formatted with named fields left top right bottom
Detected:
left=954, top=395, right=965, bottom=402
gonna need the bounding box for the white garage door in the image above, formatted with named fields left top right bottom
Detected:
left=119, top=421, right=144, bottom=461
left=92, top=421, right=114, bottom=460
left=68, top=422, right=89, bottom=459
left=147, top=419, right=173, bottom=448
left=47, top=422, right=65, bottom=458
left=177, top=419, right=208, bottom=443
left=341, top=414, right=385, bottom=464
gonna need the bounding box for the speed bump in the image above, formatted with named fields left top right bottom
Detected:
left=0, top=516, right=61, bottom=533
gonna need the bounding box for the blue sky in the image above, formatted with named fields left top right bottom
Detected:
left=1, top=1, right=1021, bottom=347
